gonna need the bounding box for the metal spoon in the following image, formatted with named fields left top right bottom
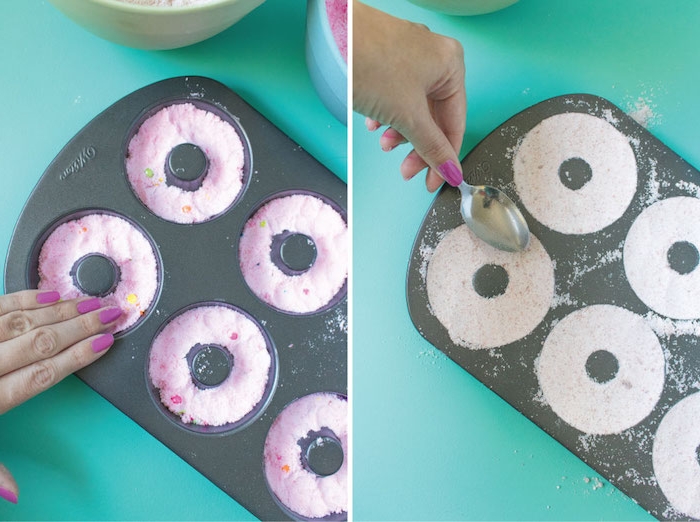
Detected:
left=458, top=180, right=530, bottom=252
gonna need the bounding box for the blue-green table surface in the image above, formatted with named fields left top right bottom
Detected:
left=0, top=1, right=345, bottom=520
left=353, top=0, right=700, bottom=520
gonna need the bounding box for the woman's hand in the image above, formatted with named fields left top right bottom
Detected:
left=0, top=289, right=123, bottom=504
left=353, top=1, right=467, bottom=192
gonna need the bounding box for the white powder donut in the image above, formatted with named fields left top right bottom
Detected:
left=264, top=392, right=348, bottom=519
left=624, top=197, right=700, bottom=320
left=126, top=103, right=246, bottom=224
left=239, top=194, right=348, bottom=314
left=652, top=392, right=700, bottom=518
left=37, top=213, right=159, bottom=333
left=537, top=305, right=665, bottom=435
left=513, top=112, right=637, bottom=234
left=148, top=305, right=272, bottom=427
left=426, top=224, right=554, bottom=349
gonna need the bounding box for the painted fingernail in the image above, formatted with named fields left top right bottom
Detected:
left=36, top=291, right=60, bottom=304
left=0, top=487, right=18, bottom=504
left=99, top=307, right=123, bottom=324
left=438, top=160, right=463, bottom=187
left=77, top=298, right=101, bottom=314
left=92, top=333, right=115, bottom=353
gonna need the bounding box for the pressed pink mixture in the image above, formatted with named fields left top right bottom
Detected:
left=239, top=194, right=347, bottom=314
left=126, top=103, right=245, bottom=224
left=38, top=213, right=158, bottom=332
left=149, top=305, right=271, bottom=427
left=326, top=0, right=347, bottom=62
left=264, top=392, right=348, bottom=518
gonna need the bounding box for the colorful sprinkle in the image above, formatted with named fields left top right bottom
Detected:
left=126, top=293, right=139, bottom=305
left=303, top=288, right=310, bottom=295
left=281, top=464, right=290, bottom=473
left=260, top=220, right=267, bottom=227
left=230, top=332, right=239, bottom=340
left=171, top=395, right=183, bottom=405
left=182, top=205, right=192, bottom=213
left=144, top=167, right=154, bottom=178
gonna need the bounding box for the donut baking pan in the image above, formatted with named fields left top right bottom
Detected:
left=407, top=94, right=700, bottom=521
left=4, top=76, right=347, bottom=521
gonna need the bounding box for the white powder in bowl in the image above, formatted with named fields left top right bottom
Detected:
left=113, top=0, right=221, bottom=6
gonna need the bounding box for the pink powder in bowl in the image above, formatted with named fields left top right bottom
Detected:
left=239, top=194, right=348, bottom=314
left=126, top=102, right=246, bottom=224
left=148, top=304, right=272, bottom=428
left=325, top=0, right=347, bottom=62
left=264, top=392, right=348, bottom=519
left=37, top=213, right=159, bottom=333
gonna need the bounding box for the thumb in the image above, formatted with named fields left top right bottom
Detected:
left=0, top=463, right=18, bottom=504
left=408, top=108, right=463, bottom=189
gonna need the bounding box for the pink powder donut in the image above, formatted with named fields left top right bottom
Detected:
left=126, top=102, right=246, bottom=224
left=426, top=224, right=554, bottom=348
left=239, top=194, right=348, bottom=314
left=536, top=305, right=665, bottom=435
left=148, top=304, right=272, bottom=427
left=37, top=213, right=159, bottom=333
left=652, top=392, right=700, bottom=518
left=264, top=392, right=348, bottom=519
left=624, top=197, right=700, bottom=320
left=513, top=112, right=637, bottom=234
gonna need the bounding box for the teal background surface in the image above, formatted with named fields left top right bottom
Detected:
left=353, top=0, right=700, bottom=520
left=0, top=1, right=345, bottom=520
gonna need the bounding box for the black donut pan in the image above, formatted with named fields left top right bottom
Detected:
left=4, top=76, right=347, bottom=521
left=407, top=94, right=700, bottom=521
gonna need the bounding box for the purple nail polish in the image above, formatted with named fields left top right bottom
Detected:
left=36, top=291, right=60, bottom=304
left=438, top=160, right=463, bottom=187
left=0, top=487, right=18, bottom=504
left=77, top=298, right=101, bottom=314
left=99, top=307, right=123, bottom=324
left=92, top=333, right=114, bottom=353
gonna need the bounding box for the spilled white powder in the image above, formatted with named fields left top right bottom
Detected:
left=627, top=96, right=659, bottom=128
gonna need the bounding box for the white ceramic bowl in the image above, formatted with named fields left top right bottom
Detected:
left=406, top=0, right=519, bottom=15
left=48, top=0, right=266, bottom=50
left=305, top=0, right=347, bottom=124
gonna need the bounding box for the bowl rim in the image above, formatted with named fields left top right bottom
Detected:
left=74, top=0, right=245, bottom=13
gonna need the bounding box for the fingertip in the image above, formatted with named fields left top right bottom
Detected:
left=0, top=487, right=18, bottom=504
left=91, top=333, right=115, bottom=354
left=365, top=117, right=381, bottom=131
left=426, top=169, right=445, bottom=193
left=0, top=464, right=19, bottom=505
left=36, top=290, right=61, bottom=305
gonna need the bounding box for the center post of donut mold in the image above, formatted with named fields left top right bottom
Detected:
left=271, top=232, right=318, bottom=275
left=667, top=240, right=699, bottom=275
left=70, top=253, right=121, bottom=297
left=186, top=343, right=233, bottom=389
left=165, top=142, right=209, bottom=192
left=298, top=427, right=344, bottom=477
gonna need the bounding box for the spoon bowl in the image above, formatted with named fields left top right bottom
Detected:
left=458, top=181, right=530, bottom=252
